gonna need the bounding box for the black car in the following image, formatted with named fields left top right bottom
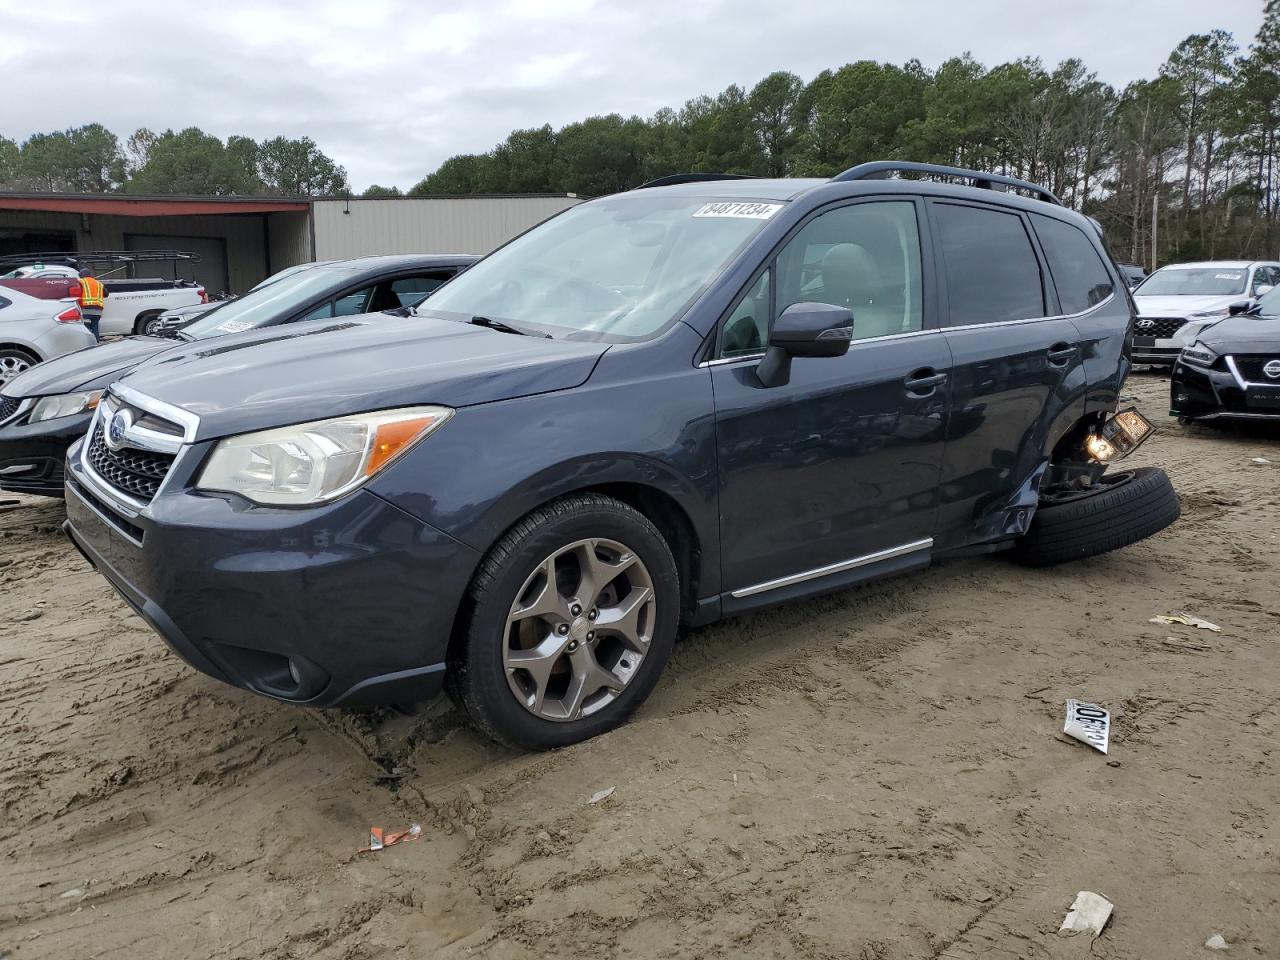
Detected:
left=0, top=255, right=476, bottom=496
left=1117, top=262, right=1147, bottom=289
left=62, top=163, right=1178, bottom=750
left=1170, top=287, right=1280, bottom=422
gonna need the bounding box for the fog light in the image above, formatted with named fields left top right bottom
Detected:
left=1085, top=407, right=1155, bottom=463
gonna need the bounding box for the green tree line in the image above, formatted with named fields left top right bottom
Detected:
left=409, top=1, right=1280, bottom=266
left=0, top=126, right=349, bottom=198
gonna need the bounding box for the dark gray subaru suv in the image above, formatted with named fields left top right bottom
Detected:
left=63, top=162, right=1178, bottom=749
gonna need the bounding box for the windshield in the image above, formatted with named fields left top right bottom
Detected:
left=1136, top=267, right=1248, bottom=297
left=181, top=266, right=357, bottom=340
left=418, top=195, right=783, bottom=341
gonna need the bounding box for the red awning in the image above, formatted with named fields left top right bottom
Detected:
left=0, top=196, right=310, bottom=216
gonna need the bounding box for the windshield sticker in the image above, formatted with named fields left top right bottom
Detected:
left=1215, top=273, right=1242, bottom=280
left=693, top=201, right=782, bottom=220
left=216, top=319, right=253, bottom=333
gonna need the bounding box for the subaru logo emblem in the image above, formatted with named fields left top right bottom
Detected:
left=105, top=410, right=132, bottom=450
left=1136, top=319, right=1155, bottom=330
left=1265, top=360, right=1280, bottom=379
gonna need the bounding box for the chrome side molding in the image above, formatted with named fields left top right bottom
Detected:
left=730, top=537, right=933, bottom=599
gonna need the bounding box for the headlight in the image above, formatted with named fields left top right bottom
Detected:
left=1180, top=344, right=1218, bottom=367
left=197, top=406, right=453, bottom=506
left=28, top=390, right=103, bottom=424
left=1188, top=307, right=1230, bottom=320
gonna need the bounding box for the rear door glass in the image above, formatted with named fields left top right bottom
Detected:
left=934, top=203, right=1045, bottom=325
left=1031, top=214, right=1115, bottom=314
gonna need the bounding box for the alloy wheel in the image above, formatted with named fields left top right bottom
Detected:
left=502, top=537, right=656, bottom=722
left=0, top=352, right=34, bottom=388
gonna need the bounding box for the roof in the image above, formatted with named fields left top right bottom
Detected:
left=316, top=254, right=480, bottom=271
left=1160, top=260, right=1275, bottom=270
left=631, top=178, right=827, bottom=201
left=0, top=192, right=309, bottom=216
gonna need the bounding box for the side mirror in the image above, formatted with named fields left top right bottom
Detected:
left=1255, top=284, right=1274, bottom=297
left=756, top=302, right=853, bottom=388
left=1228, top=300, right=1253, bottom=316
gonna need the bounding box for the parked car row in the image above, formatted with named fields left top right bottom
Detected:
left=0, top=255, right=476, bottom=496
left=0, top=162, right=1186, bottom=750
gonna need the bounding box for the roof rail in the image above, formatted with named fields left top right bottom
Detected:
left=636, top=173, right=755, bottom=190
left=831, top=161, right=1061, bottom=206
left=0, top=249, right=202, bottom=268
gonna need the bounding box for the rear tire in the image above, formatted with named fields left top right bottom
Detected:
left=133, top=312, right=163, bottom=336
left=0, top=346, right=40, bottom=389
left=449, top=493, right=680, bottom=750
left=1015, top=467, right=1180, bottom=567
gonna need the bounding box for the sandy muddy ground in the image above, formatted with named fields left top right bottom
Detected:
left=2, top=371, right=1279, bottom=959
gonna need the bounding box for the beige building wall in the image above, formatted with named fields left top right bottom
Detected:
left=310, top=195, right=582, bottom=260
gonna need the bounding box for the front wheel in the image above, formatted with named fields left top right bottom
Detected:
left=449, top=494, right=680, bottom=750
left=1015, top=467, right=1180, bottom=567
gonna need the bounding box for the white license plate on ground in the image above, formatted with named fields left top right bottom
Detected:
left=1064, top=699, right=1110, bottom=753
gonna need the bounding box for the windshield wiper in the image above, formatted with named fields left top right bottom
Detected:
left=468, top=315, right=552, bottom=339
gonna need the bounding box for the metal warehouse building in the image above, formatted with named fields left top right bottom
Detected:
left=0, top=192, right=582, bottom=296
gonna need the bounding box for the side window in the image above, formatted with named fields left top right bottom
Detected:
left=935, top=203, right=1045, bottom=325
left=1031, top=214, right=1115, bottom=314
left=721, top=270, right=771, bottom=357
left=332, top=284, right=376, bottom=317
left=390, top=273, right=449, bottom=307
left=1253, top=266, right=1278, bottom=294
left=775, top=200, right=923, bottom=341
left=298, top=301, right=334, bottom=322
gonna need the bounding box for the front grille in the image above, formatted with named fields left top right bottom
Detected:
left=0, top=396, right=19, bottom=423
left=1135, top=317, right=1187, bottom=339
left=86, top=423, right=176, bottom=502
left=1233, top=355, right=1280, bottom=383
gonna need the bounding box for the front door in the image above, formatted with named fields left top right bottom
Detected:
left=712, top=198, right=950, bottom=603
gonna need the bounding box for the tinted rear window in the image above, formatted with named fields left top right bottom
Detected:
left=934, top=203, right=1045, bottom=325
left=1032, top=214, right=1114, bottom=314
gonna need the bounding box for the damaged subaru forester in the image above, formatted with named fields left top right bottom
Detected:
left=62, top=162, right=1178, bottom=749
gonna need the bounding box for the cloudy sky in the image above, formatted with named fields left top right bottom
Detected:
left=0, top=0, right=1265, bottom=190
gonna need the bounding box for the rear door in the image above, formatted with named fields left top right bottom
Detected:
left=712, top=198, right=951, bottom=604
left=929, top=200, right=1087, bottom=550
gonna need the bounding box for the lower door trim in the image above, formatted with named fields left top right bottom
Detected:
left=730, top=538, right=934, bottom=599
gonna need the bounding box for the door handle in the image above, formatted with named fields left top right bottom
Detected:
left=1047, top=343, right=1077, bottom=365
left=904, top=369, right=947, bottom=396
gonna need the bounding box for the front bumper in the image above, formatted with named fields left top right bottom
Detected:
left=1170, top=358, right=1280, bottom=421
left=0, top=409, right=94, bottom=496
left=1132, top=335, right=1183, bottom=365
left=63, top=448, right=481, bottom=707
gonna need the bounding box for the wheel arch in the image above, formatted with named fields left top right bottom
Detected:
left=131, top=309, right=165, bottom=335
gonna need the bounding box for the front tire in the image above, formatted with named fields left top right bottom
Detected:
left=1015, top=467, right=1180, bottom=567
left=450, top=494, right=680, bottom=750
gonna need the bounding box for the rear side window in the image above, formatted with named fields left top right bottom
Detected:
left=0, top=296, right=9, bottom=310
left=934, top=203, right=1045, bottom=325
left=1032, top=214, right=1114, bottom=314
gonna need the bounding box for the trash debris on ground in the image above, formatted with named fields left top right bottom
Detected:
left=588, top=786, right=616, bottom=805
left=1205, top=933, right=1230, bottom=950
left=1058, top=890, right=1113, bottom=936
left=360, top=823, right=421, bottom=853
left=1064, top=700, right=1110, bottom=754
left=1149, top=613, right=1220, bottom=632
left=1250, top=457, right=1270, bottom=465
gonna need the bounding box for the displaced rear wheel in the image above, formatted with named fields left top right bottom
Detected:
left=450, top=493, right=680, bottom=749
left=1015, top=467, right=1180, bottom=567
left=0, top=347, right=39, bottom=389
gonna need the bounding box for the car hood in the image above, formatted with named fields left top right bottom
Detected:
left=116, top=314, right=610, bottom=441
left=1133, top=294, right=1244, bottom=317
left=1, top=336, right=174, bottom=398
left=1192, top=314, right=1280, bottom=353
